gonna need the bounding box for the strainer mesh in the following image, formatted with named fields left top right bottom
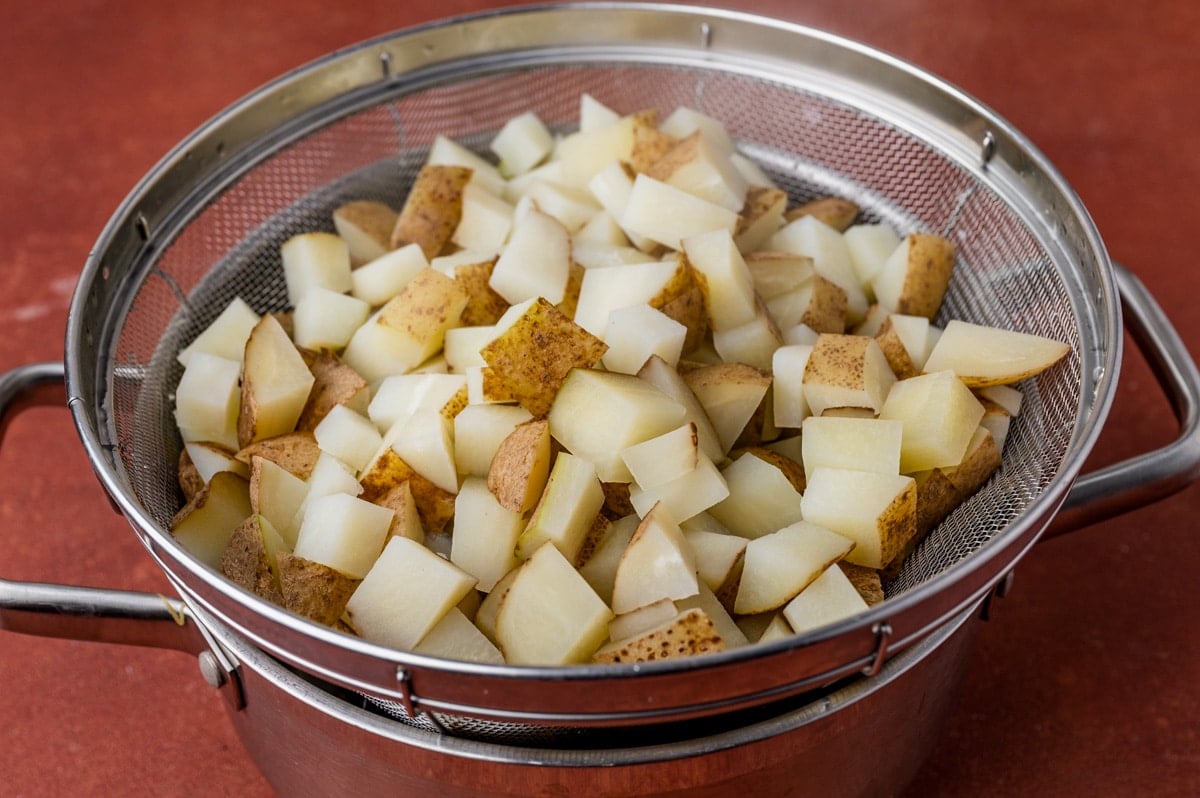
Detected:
left=104, top=60, right=1080, bottom=734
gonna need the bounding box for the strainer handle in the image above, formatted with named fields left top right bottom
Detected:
left=1046, top=265, right=1200, bottom=536
left=0, top=362, right=207, bottom=655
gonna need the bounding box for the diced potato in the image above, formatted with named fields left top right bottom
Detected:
left=872, top=232, right=956, bottom=319
left=489, top=208, right=572, bottom=305
left=636, top=355, right=724, bottom=464
left=170, top=470, right=252, bottom=570
left=878, top=370, right=985, bottom=473
left=390, top=163, right=473, bottom=258
left=295, top=352, right=370, bottom=432
left=350, top=243, right=429, bottom=307
left=238, top=315, right=316, bottom=448
left=413, top=607, right=504, bottom=664
left=346, top=536, right=478, bottom=650
left=494, top=542, right=614, bottom=665
left=802, top=333, right=896, bottom=417
left=644, top=131, right=748, bottom=212
left=577, top=514, right=640, bottom=605
left=292, top=492, right=393, bottom=579
left=627, top=451, right=730, bottom=522
left=450, top=477, right=524, bottom=592
left=683, top=361, right=772, bottom=455
left=453, top=403, right=533, bottom=477
left=782, top=563, right=870, bottom=634
left=602, top=304, right=687, bottom=374
left=221, top=514, right=287, bottom=605
left=516, top=452, right=605, bottom=563
left=277, top=551, right=361, bottom=626
left=175, top=352, right=242, bottom=451
left=592, top=608, right=724, bottom=664
left=313, top=404, right=382, bottom=475
left=922, top=319, right=1071, bottom=387
left=783, top=196, right=860, bottom=231
left=490, top=110, right=554, bottom=177
left=281, top=232, right=353, bottom=306
left=799, top=467, right=917, bottom=569
left=235, top=431, right=321, bottom=480
left=735, top=187, right=788, bottom=253
left=177, top=297, right=260, bottom=367
left=800, top=415, right=903, bottom=478
left=292, top=287, right=370, bottom=352
left=622, top=174, right=739, bottom=250
left=548, top=369, right=687, bottom=483
left=332, top=200, right=397, bottom=266
left=610, top=502, right=699, bottom=614
left=734, top=521, right=855, bottom=615
left=767, top=215, right=868, bottom=323
left=479, top=297, right=608, bottom=418
left=486, top=418, right=552, bottom=514
left=249, top=455, right=308, bottom=548
left=707, top=450, right=804, bottom=539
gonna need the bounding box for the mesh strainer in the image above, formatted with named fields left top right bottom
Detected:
left=64, top=4, right=1125, bottom=740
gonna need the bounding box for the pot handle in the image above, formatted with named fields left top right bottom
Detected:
left=1044, top=264, right=1200, bottom=537
left=0, top=362, right=207, bottom=656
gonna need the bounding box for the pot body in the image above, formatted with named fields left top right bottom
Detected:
left=208, top=603, right=980, bottom=798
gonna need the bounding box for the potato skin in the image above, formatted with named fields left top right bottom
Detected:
left=390, top=164, right=473, bottom=258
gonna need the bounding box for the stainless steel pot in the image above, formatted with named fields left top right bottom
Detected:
left=3, top=4, right=1200, bottom=795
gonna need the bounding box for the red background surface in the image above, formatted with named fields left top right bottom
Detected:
left=1, top=1, right=1197, bottom=795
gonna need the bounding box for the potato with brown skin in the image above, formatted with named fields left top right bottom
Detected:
left=626, top=109, right=676, bottom=173
left=592, top=608, right=725, bottom=664
left=838, top=562, right=885, bottom=606
left=177, top=447, right=205, bottom=501
left=389, top=164, right=473, bottom=258
left=237, top=314, right=315, bottom=449
left=874, top=315, right=920, bottom=379
left=735, top=186, right=788, bottom=253
left=486, top=419, right=552, bottom=515
left=784, top=196, right=860, bottom=231
left=276, top=551, right=361, bottom=626
left=373, top=480, right=425, bottom=544
left=875, top=232, right=956, bottom=319
left=451, top=256, right=509, bottom=327
left=376, top=267, right=470, bottom=366
left=295, top=352, right=369, bottom=432
left=359, top=447, right=457, bottom=532
left=220, top=515, right=285, bottom=605
left=797, top=274, right=849, bottom=334
left=333, top=200, right=398, bottom=266
left=802, top=333, right=896, bottom=417
left=479, top=297, right=608, bottom=418
left=235, top=431, right=321, bottom=479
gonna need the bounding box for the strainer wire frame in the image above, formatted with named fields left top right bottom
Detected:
left=64, top=4, right=1119, bottom=732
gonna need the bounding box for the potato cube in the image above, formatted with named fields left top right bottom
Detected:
left=177, top=297, right=260, bottom=368
left=734, top=521, right=855, bottom=615
left=782, top=564, right=870, bottom=634
left=602, top=304, right=687, bottom=374
left=802, top=333, right=896, bottom=416
left=879, top=370, right=985, bottom=473
left=349, top=243, right=428, bottom=307
left=548, top=369, right=687, bottom=483
left=479, top=297, right=608, bottom=418
left=495, top=542, right=614, bottom=665
left=390, top=163, right=472, bottom=258
left=872, top=232, right=956, bottom=319
left=707, top=451, right=804, bottom=539
left=292, top=492, right=394, bottom=579
left=450, top=477, right=524, bottom=592
left=800, top=415, right=903, bottom=478
left=332, top=200, right=397, bottom=266
left=346, top=536, right=478, bottom=650
left=799, top=466, right=917, bottom=569
left=281, top=232, right=352, bottom=306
